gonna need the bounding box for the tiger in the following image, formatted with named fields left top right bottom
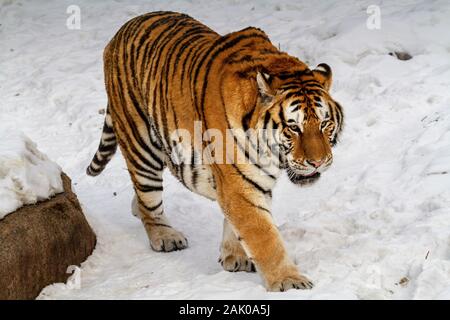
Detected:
left=87, top=11, right=344, bottom=292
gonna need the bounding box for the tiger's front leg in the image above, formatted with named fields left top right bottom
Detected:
left=219, top=219, right=256, bottom=272
left=215, top=175, right=314, bottom=292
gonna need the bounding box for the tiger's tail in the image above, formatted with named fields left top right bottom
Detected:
left=86, top=107, right=118, bottom=176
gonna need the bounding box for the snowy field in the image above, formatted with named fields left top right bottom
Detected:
left=1, top=0, right=450, bottom=299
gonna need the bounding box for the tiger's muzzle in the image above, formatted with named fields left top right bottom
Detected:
left=286, top=155, right=332, bottom=186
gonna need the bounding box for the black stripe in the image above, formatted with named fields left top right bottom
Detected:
left=278, top=104, right=286, bottom=123
left=135, top=170, right=163, bottom=182
left=98, top=143, right=117, bottom=153
left=103, top=123, right=114, bottom=134
left=102, top=136, right=116, bottom=143
left=263, top=111, right=271, bottom=129
left=144, top=222, right=172, bottom=228
left=242, top=107, right=255, bottom=131
left=276, top=69, right=310, bottom=80
left=232, top=164, right=272, bottom=195
left=140, top=200, right=162, bottom=212
left=136, top=183, right=163, bottom=192
left=239, top=194, right=271, bottom=214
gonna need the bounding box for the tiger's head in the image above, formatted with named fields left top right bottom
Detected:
left=255, top=63, right=344, bottom=186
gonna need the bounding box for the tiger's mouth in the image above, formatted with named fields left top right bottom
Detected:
left=286, top=167, right=321, bottom=186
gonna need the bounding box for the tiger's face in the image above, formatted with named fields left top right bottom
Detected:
left=256, top=64, right=344, bottom=186
left=279, top=90, right=343, bottom=185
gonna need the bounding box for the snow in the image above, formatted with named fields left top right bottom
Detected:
left=1, top=0, right=449, bottom=299
left=0, top=130, right=63, bottom=219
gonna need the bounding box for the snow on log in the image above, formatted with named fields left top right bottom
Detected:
left=0, top=132, right=96, bottom=299
left=0, top=131, right=63, bottom=218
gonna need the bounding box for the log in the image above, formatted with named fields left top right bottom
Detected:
left=0, top=173, right=96, bottom=300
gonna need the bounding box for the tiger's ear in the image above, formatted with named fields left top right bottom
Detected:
left=256, top=71, right=275, bottom=102
left=312, top=63, right=332, bottom=91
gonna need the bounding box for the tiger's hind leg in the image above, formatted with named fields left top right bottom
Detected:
left=127, top=144, right=188, bottom=252
left=219, top=219, right=256, bottom=272
left=132, top=182, right=188, bottom=252
left=110, top=102, right=188, bottom=252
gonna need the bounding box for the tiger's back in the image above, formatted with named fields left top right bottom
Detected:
left=103, top=12, right=222, bottom=198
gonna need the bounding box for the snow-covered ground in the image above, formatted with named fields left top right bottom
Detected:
left=0, top=130, right=63, bottom=218
left=1, top=0, right=450, bottom=299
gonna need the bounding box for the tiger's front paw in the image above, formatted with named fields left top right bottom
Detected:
left=267, top=274, right=314, bottom=292
left=218, top=254, right=256, bottom=272
left=219, top=241, right=256, bottom=272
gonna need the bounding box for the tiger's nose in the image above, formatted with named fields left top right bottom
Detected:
left=307, top=159, right=325, bottom=168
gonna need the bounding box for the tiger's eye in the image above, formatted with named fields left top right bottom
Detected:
left=289, top=124, right=300, bottom=132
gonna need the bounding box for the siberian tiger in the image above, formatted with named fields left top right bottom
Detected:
left=87, top=11, right=344, bottom=291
